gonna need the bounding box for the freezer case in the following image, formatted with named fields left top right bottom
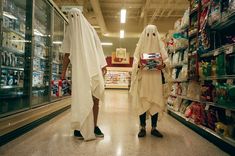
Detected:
left=0, top=0, right=30, bottom=116
left=51, top=10, right=71, bottom=100
left=31, top=0, right=53, bottom=106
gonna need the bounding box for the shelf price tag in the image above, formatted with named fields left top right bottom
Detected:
left=205, top=104, right=210, bottom=110
left=213, top=50, right=219, bottom=56
left=227, top=79, right=233, bottom=85
left=225, top=46, right=233, bottom=55
left=226, top=110, right=232, bottom=117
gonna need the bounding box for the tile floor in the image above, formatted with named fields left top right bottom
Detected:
left=0, top=90, right=228, bottom=156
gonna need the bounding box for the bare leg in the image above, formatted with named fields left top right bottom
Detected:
left=92, top=96, right=99, bottom=127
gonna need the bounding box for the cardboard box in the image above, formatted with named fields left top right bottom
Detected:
left=140, top=53, right=163, bottom=70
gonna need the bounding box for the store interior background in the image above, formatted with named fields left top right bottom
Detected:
left=1, top=0, right=235, bottom=155
left=54, top=0, right=188, bottom=56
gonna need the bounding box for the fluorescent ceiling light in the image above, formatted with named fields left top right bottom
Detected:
left=101, top=42, right=113, bottom=46
left=120, top=30, right=124, bottom=38
left=53, top=41, right=63, bottom=44
left=120, top=9, right=126, bottom=23
left=3, top=11, right=17, bottom=20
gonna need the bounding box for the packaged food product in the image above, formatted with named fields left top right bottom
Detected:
left=140, top=53, right=163, bottom=70
left=178, top=65, right=188, bottom=79
left=209, top=0, right=221, bottom=25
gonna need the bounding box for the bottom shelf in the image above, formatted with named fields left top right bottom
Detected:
left=167, top=108, right=235, bottom=155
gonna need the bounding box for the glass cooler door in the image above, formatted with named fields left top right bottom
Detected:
left=0, top=0, right=30, bottom=116
left=51, top=10, right=64, bottom=100
left=31, top=0, right=52, bottom=106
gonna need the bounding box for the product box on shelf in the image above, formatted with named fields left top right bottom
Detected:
left=51, top=79, right=71, bottom=97
left=19, top=22, right=25, bottom=34
left=52, top=63, right=59, bottom=74
left=32, top=71, right=44, bottom=87
left=0, top=70, right=22, bottom=87
left=1, top=51, right=17, bottom=67
left=33, top=58, right=40, bottom=71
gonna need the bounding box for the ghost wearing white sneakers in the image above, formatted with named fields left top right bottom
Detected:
left=61, top=8, right=107, bottom=141
left=130, top=25, right=168, bottom=138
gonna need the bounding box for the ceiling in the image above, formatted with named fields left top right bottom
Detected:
left=53, top=0, right=189, bottom=55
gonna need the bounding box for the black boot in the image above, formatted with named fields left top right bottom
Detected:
left=138, top=127, right=146, bottom=137
left=151, top=128, right=163, bottom=138
left=74, top=130, right=83, bottom=139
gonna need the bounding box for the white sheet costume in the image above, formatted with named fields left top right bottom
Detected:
left=130, top=25, right=168, bottom=116
left=62, top=8, right=107, bottom=141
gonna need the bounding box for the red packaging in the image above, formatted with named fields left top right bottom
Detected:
left=140, top=53, right=163, bottom=70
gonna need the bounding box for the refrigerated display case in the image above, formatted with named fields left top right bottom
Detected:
left=105, top=67, right=131, bottom=89
left=0, top=0, right=30, bottom=116
left=31, top=0, right=52, bottom=106
left=51, top=10, right=71, bottom=101
left=0, top=0, right=70, bottom=117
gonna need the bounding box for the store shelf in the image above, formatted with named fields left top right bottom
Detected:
left=35, top=42, right=46, bottom=47
left=33, top=69, right=46, bottom=73
left=0, top=91, right=25, bottom=99
left=52, top=73, right=60, bottom=76
left=1, top=85, right=22, bottom=89
left=211, top=11, right=235, bottom=30
left=170, top=94, right=235, bottom=110
left=204, top=101, right=235, bottom=111
left=32, top=85, right=47, bottom=89
left=170, top=94, right=201, bottom=102
left=1, top=66, right=24, bottom=71
left=34, top=56, right=48, bottom=60
left=2, top=27, right=25, bottom=38
left=200, top=43, right=235, bottom=58
left=168, top=108, right=235, bottom=148
left=2, top=46, right=24, bottom=55
left=200, top=75, right=235, bottom=80
left=52, top=61, right=60, bottom=64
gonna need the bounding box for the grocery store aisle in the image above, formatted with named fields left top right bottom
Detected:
left=0, top=90, right=228, bottom=156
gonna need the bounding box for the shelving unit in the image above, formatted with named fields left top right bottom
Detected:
left=1, top=66, right=24, bottom=71
left=105, top=67, right=131, bottom=89
left=2, top=27, right=25, bottom=38
left=165, top=1, right=235, bottom=154
left=168, top=108, right=235, bottom=150
left=2, top=46, right=24, bottom=55
left=200, top=75, right=235, bottom=81
left=211, top=11, right=235, bottom=30
left=169, top=93, right=235, bottom=111
left=200, top=43, right=235, bottom=57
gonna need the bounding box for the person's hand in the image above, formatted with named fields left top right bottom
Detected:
left=138, top=62, right=144, bottom=70
left=102, top=66, right=107, bottom=76
left=156, top=63, right=166, bottom=70
left=61, top=71, right=66, bottom=80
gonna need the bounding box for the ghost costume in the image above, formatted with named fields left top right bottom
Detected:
left=62, top=8, right=107, bottom=141
left=130, top=25, right=168, bottom=118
